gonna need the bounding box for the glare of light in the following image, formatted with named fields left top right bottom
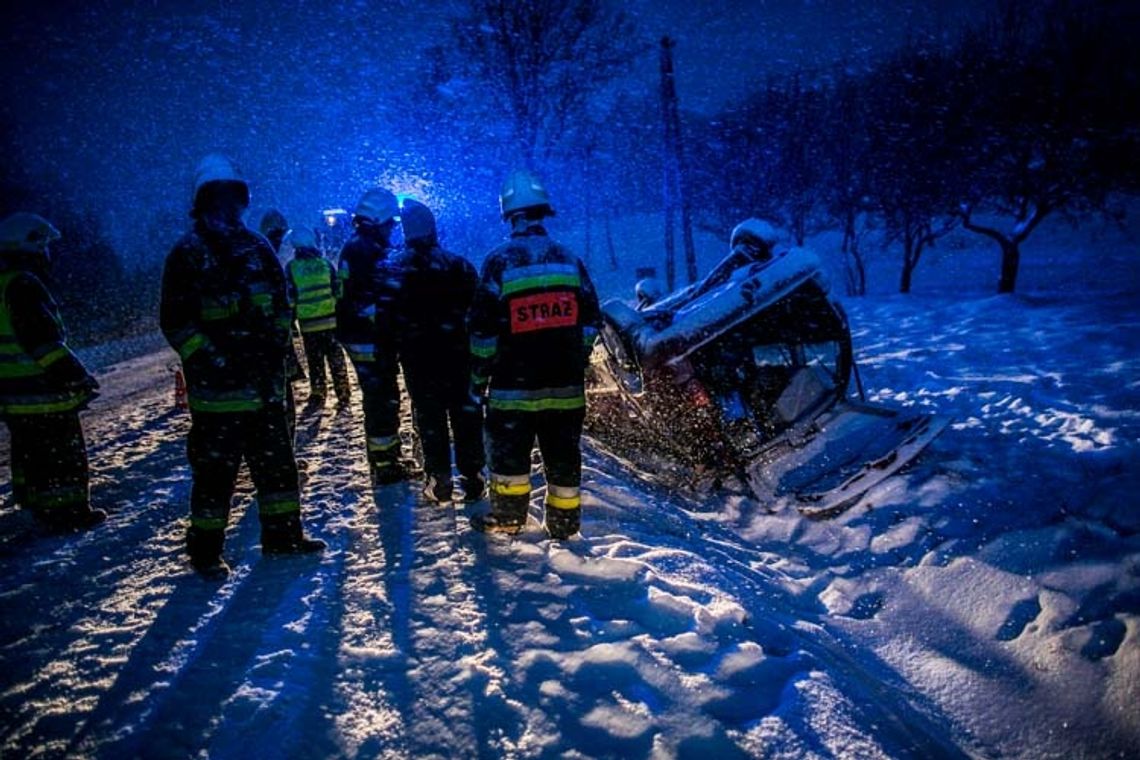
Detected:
left=322, top=208, right=348, bottom=227
left=374, top=171, right=436, bottom=211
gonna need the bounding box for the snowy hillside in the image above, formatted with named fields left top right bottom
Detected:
left=1, top=219, right=1139, bottom=759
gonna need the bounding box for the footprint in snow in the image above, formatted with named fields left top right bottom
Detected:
left=995, top=596, right=1042, bottom=641
left=846, top=591, right=885, bottom=620
left=1080, top=617, right=1126, bottom=661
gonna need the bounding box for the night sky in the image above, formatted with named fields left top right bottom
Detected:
left=1, top=0, right=985, bottom=264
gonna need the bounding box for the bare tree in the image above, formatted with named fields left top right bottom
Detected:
left=953, top=0, right=1136, bottom=293
left=862, top=38, right=964, bottom=294
left=822, top=68, right=875, bottom=295
left=451, top=0, right=638, bottom=165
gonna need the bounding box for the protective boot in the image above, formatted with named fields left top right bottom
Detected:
left=542, top=484, right=581, bottom=540
left=370, top=458, right=410, bottom=486
left=40, top=506, right=107, bottom=534
left=543, top=506, right=581, bottom=540
left=471, top=490, right=528, bottom=535
left=459, top=473, right=486, bottom=503
left=187, top=525, right=230, bottom=580
left=260, top=513, right=326, bottom=555
left=422, top=474, right=453, bottom=504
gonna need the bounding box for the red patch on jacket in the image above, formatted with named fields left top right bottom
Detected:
left=509, top=292, right=578, bottom=334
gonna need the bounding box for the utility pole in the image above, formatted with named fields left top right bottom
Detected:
left=659, top=36, right=697, bottom=291
left=604, top=212, right=618, bottom=271
left=583, top=142, right=594, bottom=268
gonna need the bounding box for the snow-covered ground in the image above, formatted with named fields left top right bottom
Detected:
left=1, top=220, right=1138, bottom=758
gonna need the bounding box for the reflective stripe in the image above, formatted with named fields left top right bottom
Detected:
left=491, top=473, right=531, bottom=496
left=190, top=515, right=228, bottom=530
left=0, top=396, right=86, bottom=412
left=188, top=398, right=263, bottom=413
left=200, top=298, right=237, bottom=321
left=343, top=343, right=375, bottom=362
left=488, top=396, right=585, bottom=412
left=367, top=435, right=400, bottom=453
left=26, top=484, right=87, bottom=510
left=501, top=263, right=580, bottom=296
left=297, top=294, right=336, bottom=312
left=187, top=387, right=264, bottom=413
left=31, top=344, right=67, bottom=366
left=502, top=273, right=581, bottom=296
left=178, top=332, right=209, bottom=360
left=487, top=385, right=585, bottom=413
left=297, top=315, right=336, bottom=333
left=470, top=335, right=497, bottom=358
left=490, top=386, right=584, bottom=402
left=545, top=486, right=581, bottom=510
left=0, top=340, right=41, bottom=378
left=259, top=493, right=300, bottom=516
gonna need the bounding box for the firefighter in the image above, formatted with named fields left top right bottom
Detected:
left=0, top=213, right=104, bottom=532
left=258, top=208, right=289, bottom=252
left=161, top=154, right=325, bottom=579
left=336, top=187, right=407, bottom=485
left=467, top=170, right=601, bottom=539
left=259, top=209, right=307, bottom=386
left=393, top=199, right=485, bottom=503
left=285, top=225, right=351, bottom=408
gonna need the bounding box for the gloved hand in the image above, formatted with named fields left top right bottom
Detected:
left=65, top=373, right=100, bottom=409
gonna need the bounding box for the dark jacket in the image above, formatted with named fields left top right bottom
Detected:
left=160, top=223, right=293, bottom=413
left=467, top=225, right=601, bottom=412
left=391, top=243, right=478, bottom=370
left=335, top=232, right=399, bottom=361
left=0, top=261, right=94, bottom=415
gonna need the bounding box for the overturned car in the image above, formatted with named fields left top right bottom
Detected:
left=585, top=240, right=948, bottom=518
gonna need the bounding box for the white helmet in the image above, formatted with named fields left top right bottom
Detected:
left=499, top=169, right=554, bottom=220
left=286, top=225, right=318, bottom=251
left=354, top=188, right=399, bottom=225
left=730, top=218, right=781, bottom=252
left=0, top=212, right=61, bottom=254
left=192, top=153, right=249, bottom=209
